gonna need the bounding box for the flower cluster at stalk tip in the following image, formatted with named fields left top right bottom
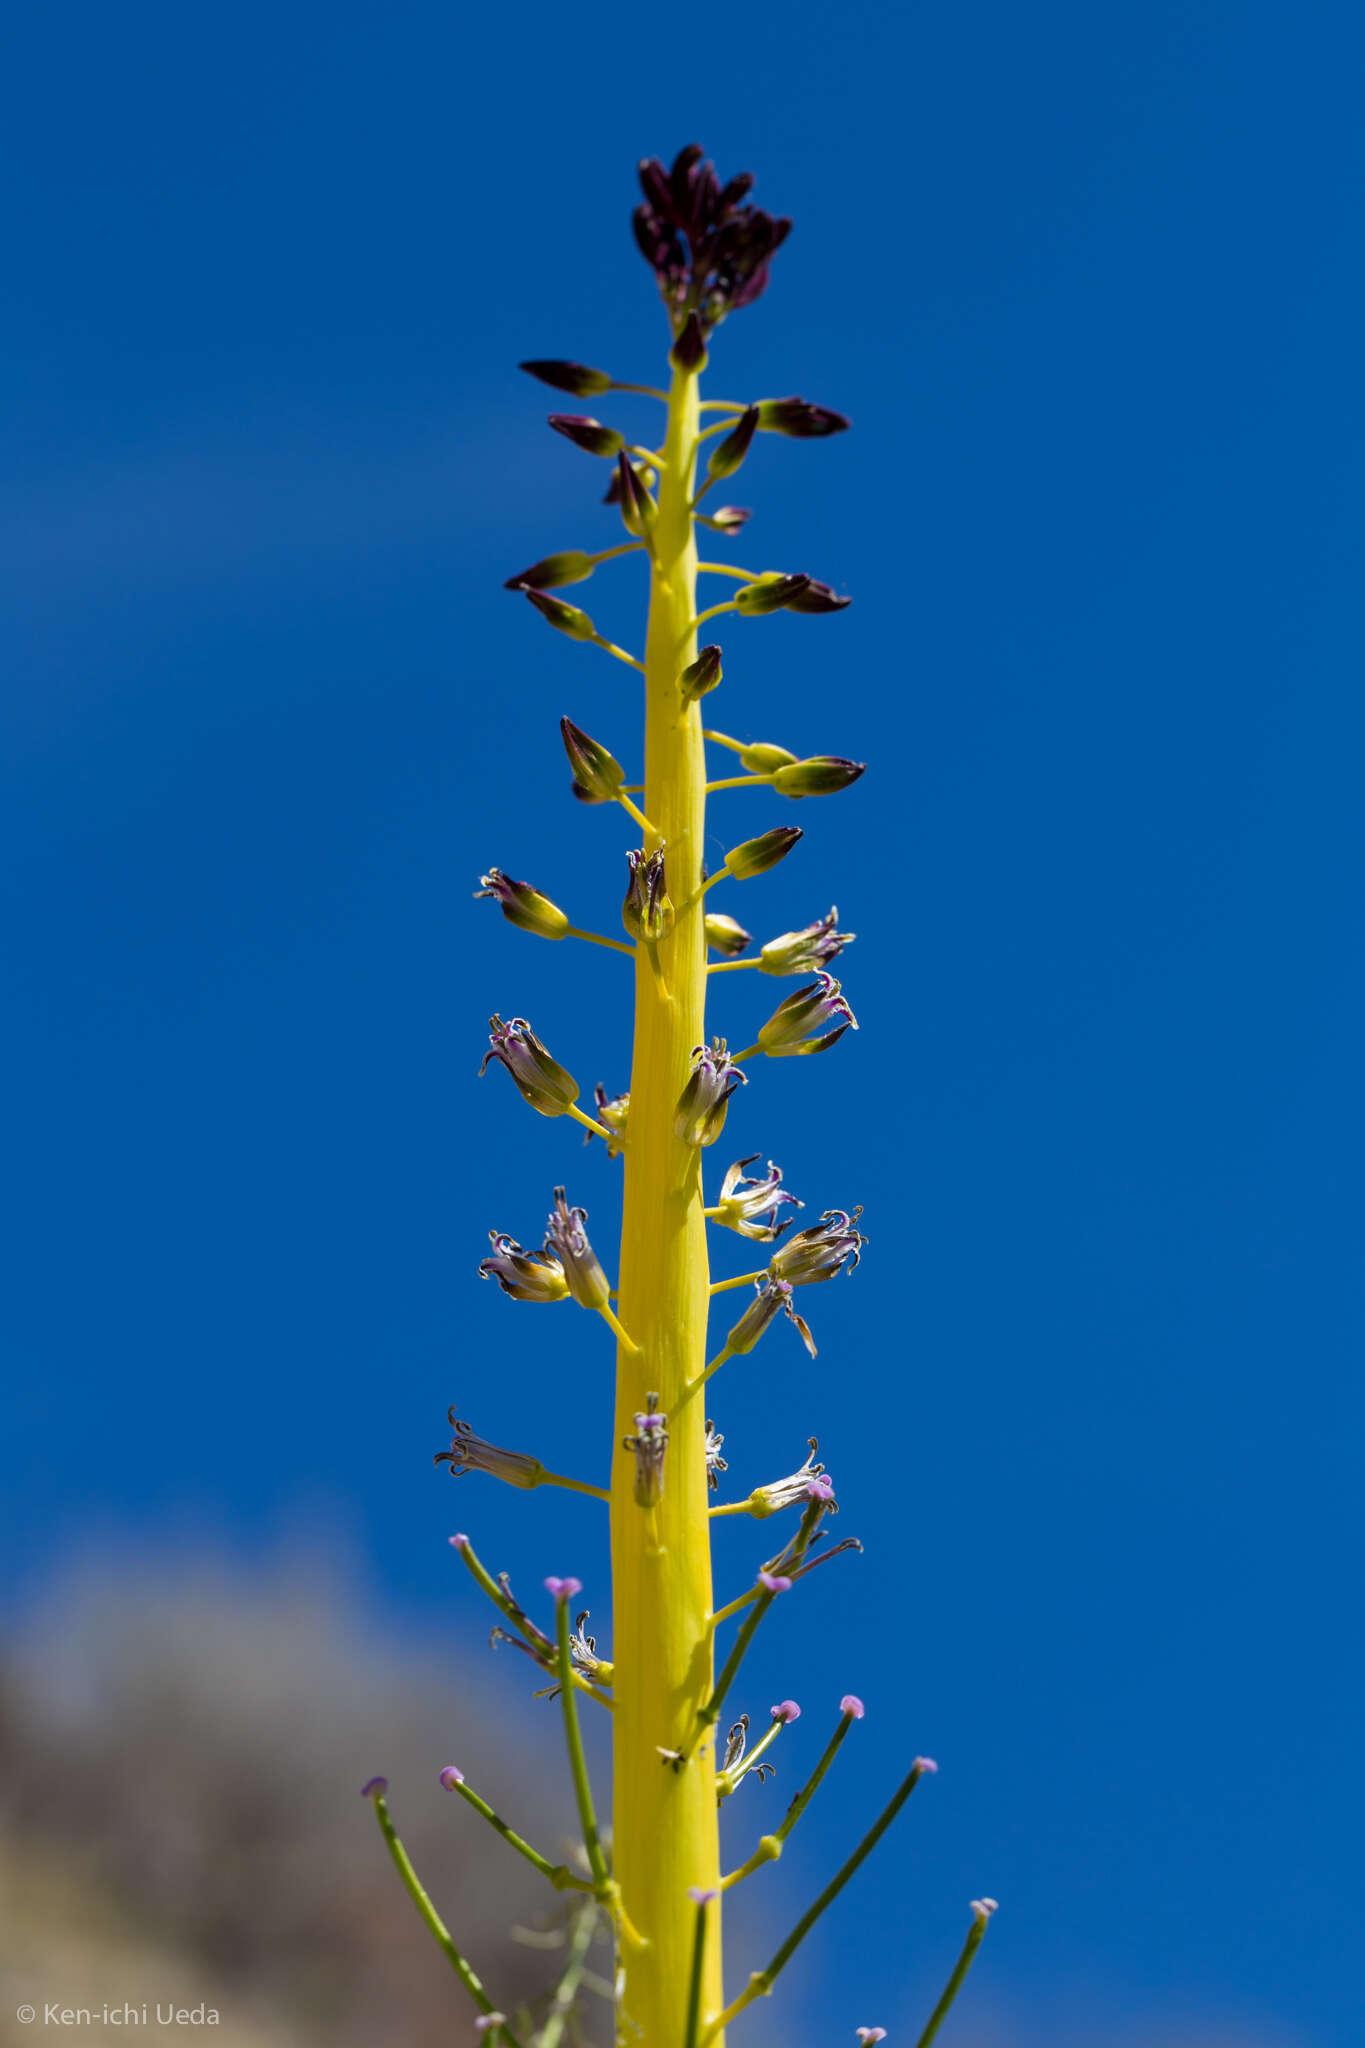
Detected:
left=363, top=140, right=997, bottom=2048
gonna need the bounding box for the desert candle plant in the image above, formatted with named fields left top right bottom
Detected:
left=365, top=143, right=997, bottom=2048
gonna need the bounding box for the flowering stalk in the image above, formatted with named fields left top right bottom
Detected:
left=367, top=141, right=996, bottom=2048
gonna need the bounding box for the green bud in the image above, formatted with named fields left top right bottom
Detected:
left=770, top=756, right=866, bottom=798
left=524, top=587, right=596, bottom=642
left=723, top=827, right=804, bottom=881
left=503, top=551, right=595, bottom=592
left=706, top=405, right=759, bottom=483
left=561, top=717, right=626, bottom=804
left=734, top=572, right=812, bottom=616
left=739, top=741, right=799, bottom=774
left=704, top=913, right=752, bottom=958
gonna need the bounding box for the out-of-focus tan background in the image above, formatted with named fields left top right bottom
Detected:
left=0, top=1547, right=610, bottom=2048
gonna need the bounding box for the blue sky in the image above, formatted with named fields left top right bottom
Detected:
left=4, top=1, right=1362, bottom=2043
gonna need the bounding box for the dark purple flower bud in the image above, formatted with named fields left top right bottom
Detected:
left=670, top=311, right=708, bottom=373
left=548, top=414, right=625, bottom=460
left=697, top=504, right=753, bottom=536
left=756, top=973, right=858, bottom=1058
left=603, top=456, right=657, bottom=506
left=724, top=825, right=803, bottom=880
left=680, top=645, right=723, bottom=703
left=706, top=406, right=759, bottom=483
left=474, top=868, right=569, bottom=940
left=712, top=1155, right=802, bottom=1241
left=360, top=1776, right=388, bottom=1800
left=720, top=1276, right=815, bottom=1360
left=522, top=587, right=596, bottom=642
left=479, top=1015, right=579, bottom=1116
left=622, top=1392, right=668, bottom=1507
left=520, top=359, right=613, bottom=397
left=544, top=1187, right=610, bottom=1311
left=754, top=396, right=851, bottom=438
left=560, top=716, right=625, bottom=804
left=734, top=572, right=812, bottom=616
left=782, top=577, right=852, bottom=615
left=615, top=451, right=657, bottom=540
left=503, top=550, right=595, bottom=592
left=770, top=1207, right=866, bottom=1284
left=588, top=1082, right=629, bottom=1158
left=622, top=847, right=674, bottom=944
left=434, top=1407, right=548, bottom=1490
left=478, top=1231, right=570, bottom=1303
left=704, top=912, right=751, bottom=957
left=705, top=1417, right=728, bottom=1490
left=438, top=1764, right=465, bottom=1789
left=771, top=756, right=866, bottom=797
left=759, top=907, right=856, bottom=976
left=675, top=1037, right=747, bottom=1148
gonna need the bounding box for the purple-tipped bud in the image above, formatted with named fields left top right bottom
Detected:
left=855, top=2030, right=887, bottom=2044
left=544, top=1576, right=583, bottom=1603
left=724, top=826, right=803, bottom=881
left=675, top=1037, right=747, bottom=1148
left=687, top=1887, right=718, bottom=1907
left=770, top=1207, right=866, bottom=1284
left=782, top=576, right=851, bottom=615
left=615, top=451, right=657, bottom=540
left=360, top=1776, right=388, bottom=1800
left=706, top=406, right=760, bottom=483
left=712, top=1155, right=802, bottom=1242
left=972, top=1897, right=1000, bottom=1918
left=770, top=1700, right=801, bottom=1723
left=475, top=869, right=569, bottom=940
left=734, top=572, right=812, bottom=616
left=756, top=973, right=858, bottom=1058
left=480, top=1015, right=579, bottom=1116
left=503, top=550, right=595, bottom=592
left=623, top=1391, right=668, bottom=1507
left=478, top=1231, right=570, bottom=1303
left=915, top=1757, right=940, bottom=1775
left=622, top=847, right=674, bottom=945
left=438, top=1765, right=465, bottom=1789
left=771, top=755, right=865, bottom=798
left=705, top=912, right=752, bottom=957
left=520, top=359, right=613, bottom=398
left=604, top=456, right=657, bottom=507
left=680, top=645, right=723, bottom=703
left=758, top=1571, right=793, bottom=1594
left=759, top=906, right=856, bottom=976
left=840, top=1695, right=865, bottom=1719
left=755, top=396, right=851, bottom=438
left=522, top=586, right=596, bottom=642
left=698, top=504, right=753, bottom=536
left=543, top=1187, right=611, bottom=1311
left=435, top=1409, right=548, bottom=1491
left=560, top=716, right=626, bottom=804
left=548, top=414, right=625, bottom=460
left=670, top=311, right=708, bottom=373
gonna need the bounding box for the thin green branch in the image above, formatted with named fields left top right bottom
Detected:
left=683, top=1893, right=714, bottom=2048
left=705, top=776, right=774, bottom=794
left=770, top=1702, right=861, bottom=1847
left=699, top=1759, right=937, bottom=2043
left=696, top=562, right=759, bottom=582
left=564, top=926, right=636, bottom=958
left=554, top=1592, right=611, bottom=1891
left=705, top=959, right=760, bottom=975
left=566, top=1103, right=618, bottom=1143
left=709, top=1270, right=768, bottom=1296
left=367, top=1785, right=525, bottom=2048
left=913, top=1905, right=998, bottom=2048
left=441, top=1768, right=594, bottom=1892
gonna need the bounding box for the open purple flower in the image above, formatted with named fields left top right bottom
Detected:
left=718, top=1276, right=816, bottom=1362
left=676, top=1038, right=747, bottom=1148
left=705, top=1417, right=728, bottom=1491
left=758, top=907, right=856, bottom=977
left=543, top=1188, right=611, bottom=1311
left=434, top=1409, right=547, bottom=1491
left=622, top=1392, right=668, bottom=1508
left=756, top=974, right=857, bottom=1058
left=480, top=1016, right=580, bottom=1115
left=711, top=1155, right=803, bottom=1241
left=769, top=1208, right=866, bottom=1285
left=747, top=1438, right=837, bottom=1518
left=478, top=1231, right=569, bottom=1303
